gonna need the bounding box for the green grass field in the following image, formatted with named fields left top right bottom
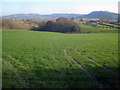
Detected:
left=2, top=30, right=119, bottom=88
left=78, top=22, right=118, bottom=33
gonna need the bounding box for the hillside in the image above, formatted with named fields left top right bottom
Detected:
left=76, top=11, right=118, bottom=20
left=2, top=13, right=81, bottom=21
left=2, top=11, right=118, bottom=21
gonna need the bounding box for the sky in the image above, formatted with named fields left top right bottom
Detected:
left=0, top=0, right=119, bottom=16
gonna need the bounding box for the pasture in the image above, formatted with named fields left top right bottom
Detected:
left=2, top=30, right=119, bottom=88
left=78, top=22, right=118, bottom=33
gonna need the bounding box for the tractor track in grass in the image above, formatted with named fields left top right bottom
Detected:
left=3, top=52, right=48, bottom=87
left=64, top=48, right=105, bottom=88
left=3, top=52, right=36, bottom=75
left=3, top=60, right=31, bottom=88
left=75, top=49, right=120, bottom=75
left=3, top=52, right=28, bottom=70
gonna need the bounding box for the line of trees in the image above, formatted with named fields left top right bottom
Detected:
left=33, top=17, right=82, bottom=33
left=2, top=19, right=38, bottom=30
left=2, top=17, right=82, bottom=33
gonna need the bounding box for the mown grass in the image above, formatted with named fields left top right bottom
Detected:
left=2, top=30, right=119, bottom=88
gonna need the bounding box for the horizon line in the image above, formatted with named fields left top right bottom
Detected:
left=2, top=10, right=118, bottom=16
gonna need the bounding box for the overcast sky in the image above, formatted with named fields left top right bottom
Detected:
left=1, top=0, right=119, bottom=16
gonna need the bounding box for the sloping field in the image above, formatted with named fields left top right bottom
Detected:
left=78, top=22, right=118, bottom=33
left=2, top=30, right=119, bottom=88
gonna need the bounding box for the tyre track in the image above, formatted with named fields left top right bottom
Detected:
left=3, top=52, right=47, bottom=87
left=3, top=60, right=31, bottom=88
left=3, top=52, right=28, bottom=70
left=3, top=52, right=35, bottom=75
left=75, top=49, right=119, bottom=75
left=64, top=48, right=105, bottom=88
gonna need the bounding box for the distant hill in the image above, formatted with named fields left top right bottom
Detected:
left=76, top=11, right=117, bottom=20
left=3, top=14, right=50, bottom=21
left=2, top=11, right=117, bottom=21
left=2, top=13, right=81, bottom=21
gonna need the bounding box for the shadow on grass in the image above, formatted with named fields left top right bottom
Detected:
left=3, top=65, right=120, bottom=88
